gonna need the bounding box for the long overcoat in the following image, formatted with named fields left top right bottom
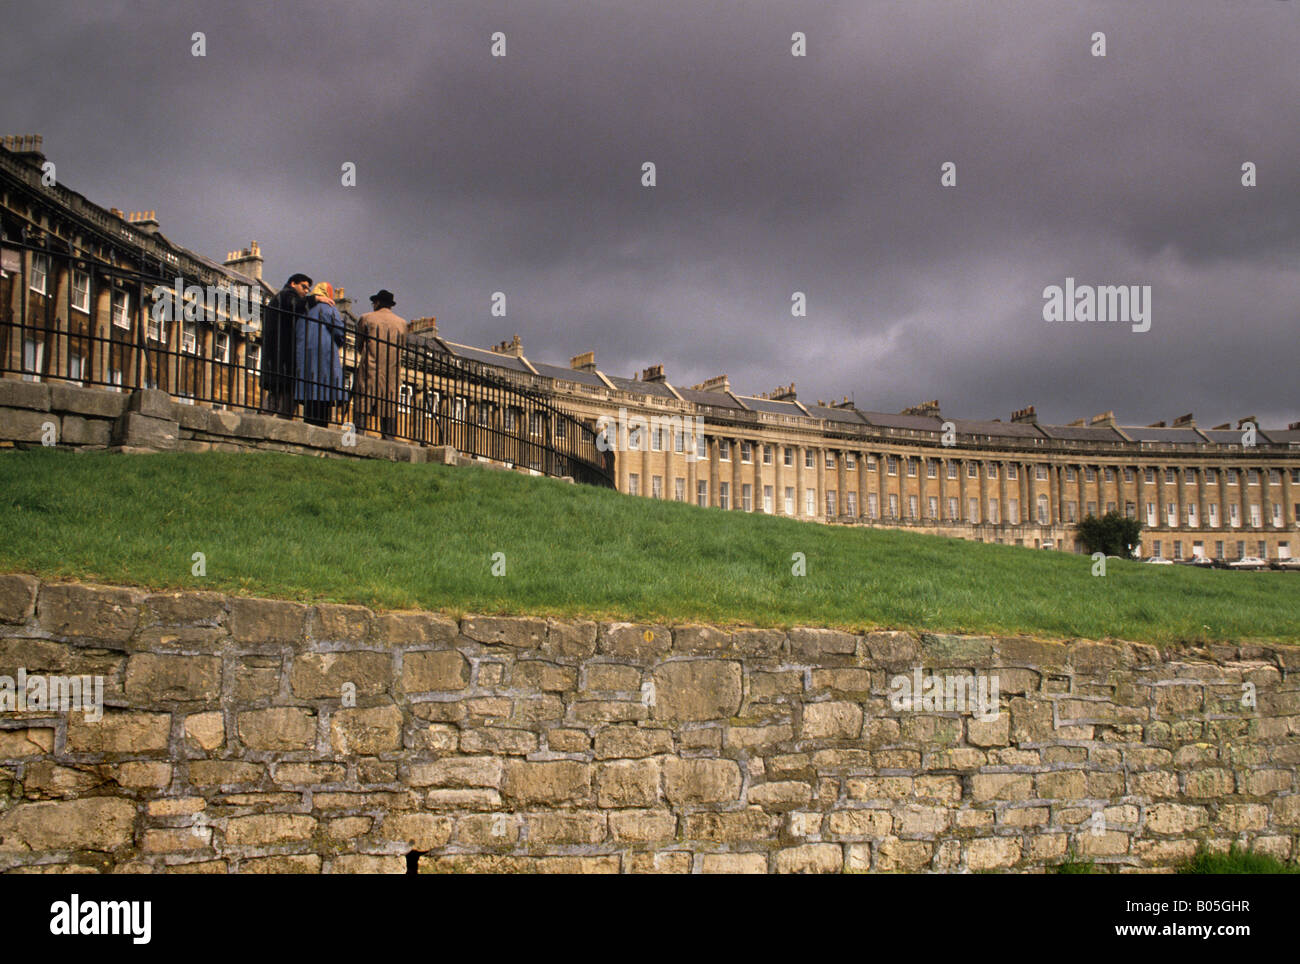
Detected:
left=294, top=299, right=348, bottom=402
left=260, top=286, right=304, bottom=395
left=354, top=307, right=409, bottom=415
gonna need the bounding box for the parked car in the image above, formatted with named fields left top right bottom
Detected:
left=1178, top=556, right=1215, bottom=568
left=1270, top=558, right=1300, bottom=571
left=1228, top=556, right=1269, bottom=570
left=1144, top=556, right=1174, bottom=565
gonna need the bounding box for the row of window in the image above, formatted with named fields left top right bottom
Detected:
left=684, top=438, right=1300, bottom=486
left=623, top=467, right=1300, bottom=528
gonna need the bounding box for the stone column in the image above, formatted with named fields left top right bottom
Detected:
left=858, top=450, right=868, bottom=520
left=998, top=460, right=1008, bottom=529
left=837, top=450, right=847, bottom=520
left=1262, top=465, right=1274, bottom=530
left=977, top=458, right=988, bottom=525
left=816, top=447, right=827, bottom=518
left=796, top=445, right=805, bottom=517
left=709, top=437, right=720, bottom=508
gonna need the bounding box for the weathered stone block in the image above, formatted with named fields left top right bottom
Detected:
left=597, top=759, right=662, bottom=808
left=673, top=625, right=784, bottom=657
left=774, top=843, right=842, bottom=874
left=329, top=704, right=403, bottom=755
left=227, top=597, right=308, bottom=644
left=663, top=757, right=742, bottom=805
left=187, top=760, right=262, bottom=786
left=224, top=814, right=317, bottom=846
left=0, top=574, right=39, bottom=623
left=0, top=798, right=136, bottom=853
left=608, top=809, right=677, bottom=842
left=238, top=707, right=316, bottom=751
left=514, top=660, right=577, bottom=692
left=583, top=663, right=642, bottom=692
left=542, top=619, right=598, bottom=660
left=292, top=651, right=392, bottom=698
left=0, top=726, right=54, bottom=757
left=790, top=627, right=858, bottom=658
left=527, top=810, right=607, bottom=845
left=651, top=660, right=742, bottom=722
left=39, top=583, right=139, bottom=642
left=124, top=653, right=221, bottom=703
left=329, top=854, right=405, bottom=874
left=801, top=701, right=863, bottom=740
left=828, top=809, right=892, bottom=837
left=380, top=813, right=453, bottom=850
left=503, top=760, right=593, bottom=807
left=599, top=623, right=671, bottom=660
left=748, top=780, right=813, bottom=811
left=461, top=616, right=547, bottom=649
left=876, top=837, right=932, bottom=871
left=846, top=776, right=913, bottom=801
left=966, top=836, right=1021, bottom=870
left=684, top=809, right=774, bottom=842
left=700, top=852, right=768, bottom=874
left=372, top=611, right=458, bottom=646
left=1144, top=803, right=1209, bottom=834
left=970, top=772, right=1033, bottom=802
left=66, top=711, right=171, bottom=754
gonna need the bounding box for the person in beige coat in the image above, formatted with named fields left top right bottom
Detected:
left=354, top=289, right=409, bottom=439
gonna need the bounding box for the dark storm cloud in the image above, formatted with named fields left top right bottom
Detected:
left=4, top=0, right=1297, bottom=426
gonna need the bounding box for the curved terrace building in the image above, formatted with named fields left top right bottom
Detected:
left=3, top=136, right=1297, bottom=562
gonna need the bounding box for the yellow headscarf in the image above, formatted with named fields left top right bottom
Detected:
left=310, top=281, right=334, bottom=302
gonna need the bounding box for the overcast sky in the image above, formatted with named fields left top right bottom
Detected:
left=5, top=0, right=1297, bottom=427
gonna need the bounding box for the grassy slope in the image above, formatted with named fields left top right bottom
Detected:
left=0, top=449, right=1296, bottom=644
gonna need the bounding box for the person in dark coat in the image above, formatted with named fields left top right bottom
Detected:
left=261, top=273, right=312, bottom=417
left=294, top=281, right=349, bottom=426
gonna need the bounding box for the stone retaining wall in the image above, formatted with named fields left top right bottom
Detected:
left=0, top=379, right=459, bottom=466
left=0, top=575, right=1296, bottom=873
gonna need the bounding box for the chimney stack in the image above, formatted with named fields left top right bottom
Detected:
left=490, top=334, right=523, bottom=358
left=0, top=134, right=45, bottom=166
left=223, top=241, right=263, bottom=282
left=127, top=210, right=159, bottom=235
left=641, top=364, right=666, bottom=383
left=767, top=382, right=796, bottom=401
left=1090, top=410, right=1117, bottom=428
left=409, top=316, right=439, bottom=336
left=691, top=374, right=730, bottom=393
left=1172, top=413, right=1195, bottom=427
left=901, top=400, right=941, bottom=417
left=570, top=351, right=596, bottom=372
left=1011, top=405, right=1037, bottom=424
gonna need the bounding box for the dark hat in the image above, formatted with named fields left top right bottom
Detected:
left=369, top=289, right=396, bottom=308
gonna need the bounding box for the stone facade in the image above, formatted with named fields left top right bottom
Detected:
left=3, top=137, right=1298, bottom=560
left=1, top=576, right=1296, bottom=873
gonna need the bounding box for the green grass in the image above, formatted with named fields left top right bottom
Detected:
left=0, top=449, right=1296, bottom=643
left=1052, top=848, right=1098, bottom=874
left=1178, top=844, right=1299, bottom=874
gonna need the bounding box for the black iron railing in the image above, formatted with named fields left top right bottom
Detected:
left=0, top=238, right=615, bottom=487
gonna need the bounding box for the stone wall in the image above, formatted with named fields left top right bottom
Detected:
left=0, top=575, right=1296, bottom=873
left=0, top=379, right=455, bottom=465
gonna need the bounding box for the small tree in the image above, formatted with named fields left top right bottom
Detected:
left=1076, top=511, right=1142, bottom=557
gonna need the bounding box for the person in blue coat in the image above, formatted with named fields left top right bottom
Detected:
left=294, top=281, right=348, bottom=426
